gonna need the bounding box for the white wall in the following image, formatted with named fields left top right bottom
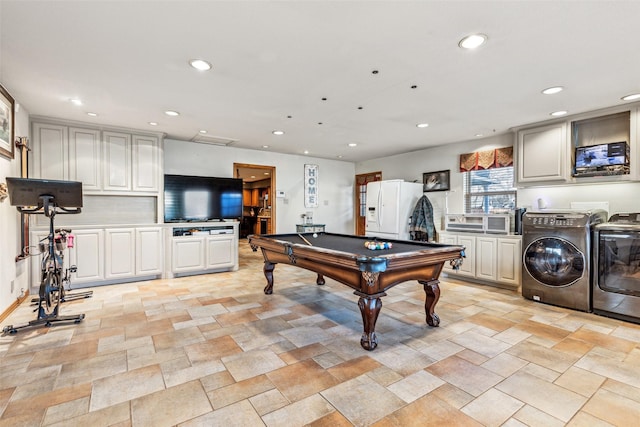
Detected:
left=164, top=139, right=356, bottom=234
left=0, top=103, right=30, bottom=315
left=356, top=133, right=515, bottom=230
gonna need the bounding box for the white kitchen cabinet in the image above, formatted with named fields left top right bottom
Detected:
left=69, top=127, right=102, bottom=191
left=439, top=232, right=521, bottom=288
left=497, top=237, right=522, bottom=286
left=105, top=228, right=135, bottom=279
left=132, top=134, right=160, bottom=192
left=206, top=235, right=237, bottom=270
left=32, top=122, right=69, bottom=181
left=69, top=229, right=105, bottom=286
left=476, top=236, right=497, bottom=282
left=516, top=122, right=568, bottom=184
left=136, top=227, right=163, bottom=275
left=103, top=131, right=132, bottom=191
left=172, top=237, right=206, bottom=273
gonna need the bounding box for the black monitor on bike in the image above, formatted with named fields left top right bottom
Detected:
left=6, top=177, right=83, bottom=209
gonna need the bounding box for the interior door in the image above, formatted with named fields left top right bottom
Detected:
left=355, top=172, right=382, bottom=235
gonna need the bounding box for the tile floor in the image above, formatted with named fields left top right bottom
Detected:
left=1, top=241, right=640, bottom=426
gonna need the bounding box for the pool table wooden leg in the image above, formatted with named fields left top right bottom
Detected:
left=420, top=279, right=441, bottom=327
left=357, top=293, right=383, bottom=351
left=263, top=261, right=275, bottom=294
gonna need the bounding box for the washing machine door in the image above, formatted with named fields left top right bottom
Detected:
left=524, top=237, right=585, bottom=287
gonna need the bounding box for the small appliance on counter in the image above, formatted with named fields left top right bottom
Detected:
left=514, top=208, right=527, bottom=235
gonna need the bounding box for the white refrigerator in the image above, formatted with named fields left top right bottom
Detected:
left=365, top=180, right=423, bottom=240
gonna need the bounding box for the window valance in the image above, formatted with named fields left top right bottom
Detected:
left=460, top=146, right=513, bottom=172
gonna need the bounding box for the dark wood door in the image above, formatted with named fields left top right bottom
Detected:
left=355, top=172, right=382, bottom=235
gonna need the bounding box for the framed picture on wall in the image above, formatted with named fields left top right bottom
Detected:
left=423, top=169, right=450, bottom=192
left=0, top=83, right=15, bottom=160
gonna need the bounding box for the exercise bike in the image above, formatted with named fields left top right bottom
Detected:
left=3, top=178, right=87, bottom=334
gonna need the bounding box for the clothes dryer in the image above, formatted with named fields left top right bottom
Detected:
left=593, top=213, right=640, bottom=324
left=521, top=210, right=607, bottom=311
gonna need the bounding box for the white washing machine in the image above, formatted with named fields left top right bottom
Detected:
left=521, top=210, right=607, bottom=311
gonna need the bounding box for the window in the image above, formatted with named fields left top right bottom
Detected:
left=464, top=167, right=516, bottom=214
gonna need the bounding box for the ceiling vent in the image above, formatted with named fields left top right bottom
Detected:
left=190, top=134, right=236, bottom=146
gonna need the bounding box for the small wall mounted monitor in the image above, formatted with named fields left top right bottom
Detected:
left=575, top=141, right=628, bottom=169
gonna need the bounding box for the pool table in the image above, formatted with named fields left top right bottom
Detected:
left=248, top=232, right=465, bottom=350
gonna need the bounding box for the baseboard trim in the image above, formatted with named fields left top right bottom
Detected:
left=0, top=291, right=30, bottom=324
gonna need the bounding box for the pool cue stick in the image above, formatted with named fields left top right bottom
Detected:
left=298, top=233, right=313, bottom=246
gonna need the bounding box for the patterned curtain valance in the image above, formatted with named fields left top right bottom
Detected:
left=460, top=146, right=513, bottom=172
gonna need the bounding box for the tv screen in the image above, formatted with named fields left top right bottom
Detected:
left=164, top=175, right=243, bottom=222
left=575, top=141, right=628, bottom=169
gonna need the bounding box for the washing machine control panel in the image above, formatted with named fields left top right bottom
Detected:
left=525, top=213, right=588, bottom=227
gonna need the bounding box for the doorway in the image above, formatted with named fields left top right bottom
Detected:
left=234, top=163, right=276, bottom=237
left=355, top=171, right=382, bottom=235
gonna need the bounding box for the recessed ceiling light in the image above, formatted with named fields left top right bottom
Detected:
left=272, top=130, right=284, bottom=135
left=189, top=59, right=212, bottom=71
left=263, top=172, right=270, bottom=175
left=164, top=110, right=180, bottom=116
left=416, top=123, right=429, bottom=128
left=262, top=145, right=270, bottom=149
left=550, top=110, right=568, bottom=116
left=348, top=143, right=357, bottom=147
left=458, top=34, right=487, bottom=49
left=86, top=112, right=98, bottom=117
left=70, top=98, right=82, bottom=106
left=199, top=130, right=207, bottom=134
left=337, top=155, right=343, bottom=159
left=149, top=122, right=158, bottom=126
left=475, top=133, right=483, bottom=137
left=542, top=86, right=564, bottom=95
left=621, top=93, right=640, bottom=101
left=250, top=175, right=256, bottom=179
left=303, top=150, right=309, bottom=154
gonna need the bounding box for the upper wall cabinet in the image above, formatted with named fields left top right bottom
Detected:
left=31, top=119, right=161, bottom=194
left=516, top=122, right=568, bottom=184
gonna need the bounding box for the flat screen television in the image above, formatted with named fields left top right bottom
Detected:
left=164, top=175, right=243, bottom=222
left=574, top=141, right=629, bottom=177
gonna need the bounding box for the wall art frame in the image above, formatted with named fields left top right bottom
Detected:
left=423, top=169, right=450, bottom=192
left=0, top=83, right=15, bottom=160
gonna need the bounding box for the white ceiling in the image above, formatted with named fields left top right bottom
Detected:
left=2, top=1, right=640, bottom=163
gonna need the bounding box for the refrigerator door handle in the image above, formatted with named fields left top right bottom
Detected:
left=378, top=186, right=383, bottom=226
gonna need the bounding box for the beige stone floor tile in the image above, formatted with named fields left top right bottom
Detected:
left=126, top=345, right=185, bottom=371
left=466, top=312, right=516, bottom=332
left=575, top=349, right=640, bottom=389
left=512, top=404, right=565, bottom=427
left=387, top=369, right=445, bottom=403
left=495, top=370, right=587, bottom=422
left=369, top=343, right=435, bottom=376
left=481, top=352, right=528, bottom=377
left=554, top=366, right=606, bottom=397
left=582, top=388, right=640, bottom=426
left=365, top=366, right=404, bottom=387
left=306, top=410, right=353, bottom=427
left=267, top=359, right=339, bottom=402
left=184, top=335, right=243, bottom=363
left=461, top=388, right=524, bottom=426
left=327, top=355, right=382, bottom=382
left=455, top=348, right=490, bottom=365
left=373, top=393, right=483, bottom=427
left=42, top=395, right=89, bottom=426
left=261, top=393, right=335, bottom=427
left=426, top=355, right=503, bottom=397
left=29, top=339, right=98, bottom=368
left=449, top=329, right=512, bottom=358
left=278, top=342, right=328, bottom=364
left=428, top=383, right=474, bottom=409
left=56, top=350, right=128, bottom=387
left=515, top=319, right=573, bottom=343
left=566, top=412, right=616, bottom=427
left=208, top=374, right=274, bottom=409
left=601, top=378, right=640, bottom=404
left=199, top=369, right=235, bottom=393
left=507, top=340, right=579, bottom=373
left=90, top=364, right=165, bottom=411
left=521, top=362, right=562, bottom=382
left=179, top=398, right=264, bottom=426
left=417, top=338, right=464, bottom=361
left=222, top=348, right=286, bottom=382
left=569, top=327, right=637, bottom=353
left=249, top=388, right=290, bottom=416
left=2, top=382, right=91, bottom=420
left=151, top=326, right=206, bottom=352
left=130, top=380, right=211, bottom=427
left=163, top=359, right=226, bottom=388
left=321, top=375, right=405, bottom=426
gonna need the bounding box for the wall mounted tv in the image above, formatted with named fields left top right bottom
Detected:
left=573, top=141, right=629, bottom=177
left=164, top=175, right=243, bottom=222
